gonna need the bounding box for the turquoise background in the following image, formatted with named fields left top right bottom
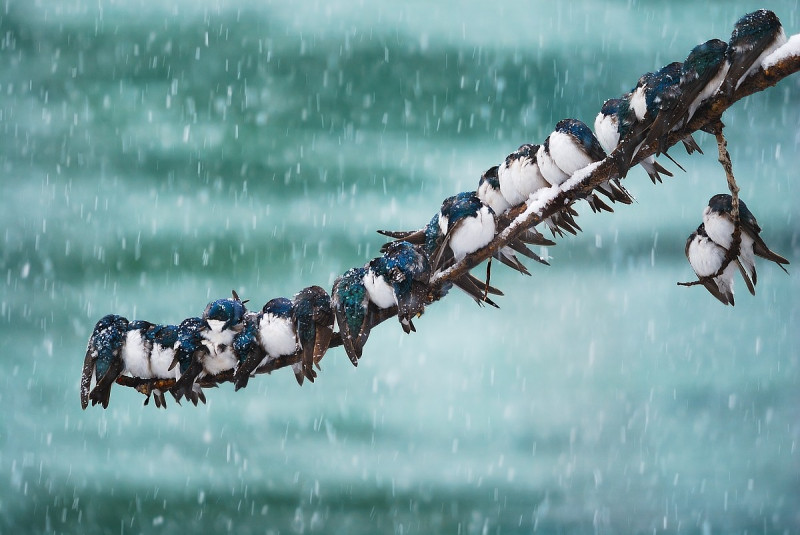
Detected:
left=1, top=1, right=798, bottom=533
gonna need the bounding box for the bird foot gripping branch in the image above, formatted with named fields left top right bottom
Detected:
left=81, top=9, right=798, bottom=409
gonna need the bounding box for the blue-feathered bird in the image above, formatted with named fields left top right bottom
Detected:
left=332, top=266, right=377, bottom=366
left=168, top=317, right=209, bottom=405
left=81, top=314, right=129, bottom=409
left=233, top=297, right=302, bottom=390
left=723, top=9, right=786, bottom=96
left=379, top=208, right=504, bottom=307
left=292, top=285, right=334, bottom=383
left=642, top=39, right=730, bottom=155
left=172, top=291, right=247, bottom=400
left=595, top=97, right=674, bottom=184
left=702, top=194, right=789, bottom=286
left=368, top=240, right=432, bottom=333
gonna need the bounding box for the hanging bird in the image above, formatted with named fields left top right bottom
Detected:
left=292, top=285, right=334, bottom=383
left=642, top=39, right=730, bottom=154
left=723, top=9, right=786, bottom=96
left=80, top=314, right=129, bottom=409
left=685, top=223, right=750, bottom=306
left=332, top=267, right=377, bottom=366
left=702, top=193, right=789, bottom=286
left=595, top=97, right=674, bottom=184
left=233, top=297, right=301, bottom=390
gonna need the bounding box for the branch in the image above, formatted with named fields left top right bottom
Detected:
left=105, top=33, right=800, bottom=404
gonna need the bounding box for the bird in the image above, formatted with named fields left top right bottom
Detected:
left=233, top=297, right=301, bottom=390
left=172, top=291, right=248, bottom=401
left=477, top=165, right=512, bottom=215
left=378, top=209, right=504, bottom=307
left=492, top=146, right=581, bottom=237
left=723, top=9, right=787, bottom=96
left=141, top=322, right=182, bottom=408
left=702, top=193, right=789, bottom=286
left=168, top=317, right=209, bottom=405
left=332, top=266, right=377, bottom=366
left=292, top=285, right=334, bottom=383
left=119, top=320, right=156, bottom=380
left=538, top=119, right=632, bottom=212
left=369, top=240, right=432, bottom=333
left=497, top=144, right=550, bottom=207
left=685, top=223, right=749, bottom=306
left=620, top=63, right=703, bottom=171
left=595, top=97, right=674, bottom=184
left=641, top=39, right=730, bottom=154
left=80, top=314, right=129, bottom=409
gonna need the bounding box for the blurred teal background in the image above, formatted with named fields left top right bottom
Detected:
left=1, top=1, right=798, bottom=533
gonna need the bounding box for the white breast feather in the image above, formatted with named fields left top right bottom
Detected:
left=364, top=270, right=397, bottom=309
left=121, top=330, right=152, bottom=379
left=449, top=206, right=496, bottom=261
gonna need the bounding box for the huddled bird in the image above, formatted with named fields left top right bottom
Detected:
left=538, top=118, right=632, bottom=213
left=491, top=146, right=581, bottom=237
left=233, top=297, right=301, bottom=390
left=81, top=314, right=129, bottom=409
left=723, top=9, right=787, bottom=96
left=292, top=285, right=335, bottom=384
left=642, top=39, right=730, bottom=154
left=168, top=317, right=209, bottom=405
left=172, top=291, right=248, bottom=401
left=594, top=97, right=674, bottom=184
left=371, top=240, right=432, bottom=332
left=618, top=62, right=703, bottom=174
left=379, top=199, right=504, bottom=307
left=685, top=223, right=746, bottom=305
left=702, top=194, right=789, bottom=285
left=332, top=266, right=376, bottom=366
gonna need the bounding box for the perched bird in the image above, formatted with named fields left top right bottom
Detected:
left=292, top=285, right=334, bottom=383
left=379, top=191, right=510, bottom=307
left=233, top=297, right=301, bottom=390
left=642, top=39, right=730, bottom=154
left=119, top=320, right=156, bottom=379
left=685, top=223, right=749, bottom=306
left=497, top=144, right=550, bottom=207
left=369, top=240, right=432, bottom=333
left=702, top=193, right=789, bottom=286
left=172, top=291, right=248, bottom=400
left=493, top=145, right=581, bottom=237
left=723, top=9, right=787, bottom=96
left=621, top=63, right=703, bottom=170
left=477, top=166, right=512, bottom=215
left=435, top=191, right=497, bottom=265
left=538, top=119, right=632, bottom=212
left=332, top=267, right=377, bottom=366
left=80, top=314, right=129, bottom=409
left=595, top=97, right=674, bottom=184
left=168, top=317, right=209, bottom=405
left=142, top=323, right=182, bottom=408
